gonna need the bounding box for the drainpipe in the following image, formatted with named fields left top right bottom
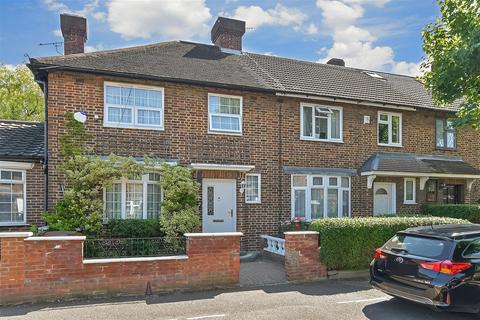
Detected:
left=35, top=79, right=49, bottom=212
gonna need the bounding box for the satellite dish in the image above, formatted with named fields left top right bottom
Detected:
left=73, top=111, right=87, bottom=123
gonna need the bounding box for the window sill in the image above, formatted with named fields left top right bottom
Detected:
left=0, top=223, right=28, bottom=227
left=378, top=143, right=403, bottom=148
left=245, top=201, right=261, bottom=204
left=403, top=202, right=417, bottom=205
left=300, top=137, right=344, bottom=144
left=208, top=130, right=242, bottom=136
left=436, top=147, right=457, bottom=151
left=104, top=123, right=165, bottom=131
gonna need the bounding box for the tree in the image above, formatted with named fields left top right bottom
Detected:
left=0, top=64, right=44, bottom=121
left=421, top=0, right=480, bottom=129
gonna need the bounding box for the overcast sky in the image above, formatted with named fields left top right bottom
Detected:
left=0, top=0, right=440, bottom=76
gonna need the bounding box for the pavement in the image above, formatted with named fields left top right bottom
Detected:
left=0, top=279, right=477, bottom=320
left=240, top=257, right=287, bottom=287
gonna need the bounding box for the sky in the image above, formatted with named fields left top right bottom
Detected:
left=0, top=0, right=440, bottom=76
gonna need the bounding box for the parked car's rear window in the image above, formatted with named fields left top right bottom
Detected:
left=383, top=234, right=452, bottom=260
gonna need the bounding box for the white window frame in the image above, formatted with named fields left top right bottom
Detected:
left=208, top=93, right=243, bottom=135
left=404, top=178, right=416, bottom=204
left=300, top=103, right=343, bottom=142
left=103, top=81, right=165, bottom=131
left=245, top=174, right=261, bottom=204
left=378, top=111, right=402, bottom=147
left=291, top=175, right=351, bottom=221
left=103, top=174, right=162, bottom=221
left=0, top=169, right=27, bottom=226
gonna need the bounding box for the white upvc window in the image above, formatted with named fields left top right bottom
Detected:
left=404, top=178, right=416, bottom=204
left=0, top=169, right=26, bottom=226
left=378, top=111, right=402, bottom=146
left=104, top=173, right=162, bottom=221
left=300, top=103, right=343, bottom=142
left=245, top=174, right=261, bottom=204
left=291, top=175, right=350, bottom=220
left=104, top=82, right=164, bottom=130
left=208, top=93, right=242, bottom=134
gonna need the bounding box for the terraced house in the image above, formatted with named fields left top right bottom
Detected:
left=3, top=14, right=480, bottom=249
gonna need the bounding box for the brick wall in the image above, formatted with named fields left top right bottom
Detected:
left=284, top=231, right=327, bottom=281
left=0, top=232, right=241, bottom=304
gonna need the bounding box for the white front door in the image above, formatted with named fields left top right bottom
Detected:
left=202, top=179, right=236, bottom=233
left=373, top=182, right=396, bottom=215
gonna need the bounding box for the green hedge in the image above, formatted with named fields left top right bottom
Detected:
left=309, top=216, right=469, bottom=271
left=422, top=204, right=480, bottom=223
left=106, top=219, right=163, bottom=238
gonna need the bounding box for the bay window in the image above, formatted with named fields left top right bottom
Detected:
left=292, top=175, right=350, bottom=220
left=0, top=169, right=26, bottom=225
left=208, top=94, right=242, bottom=134
left=104, top=82, right=164, bottom=130
left=301, top=104, right=342, bottom=142
left=378, top=111, right=402, bottom=146
left=104, top=173, right=161, bottom=221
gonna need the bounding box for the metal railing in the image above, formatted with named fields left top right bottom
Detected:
left=83, top=237, right=186, bottom=259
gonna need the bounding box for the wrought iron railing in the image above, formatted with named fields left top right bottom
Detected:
left=83, top=237, right=186, bottom=259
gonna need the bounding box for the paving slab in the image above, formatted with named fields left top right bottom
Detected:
left=240, top=256, right=287, bottom=287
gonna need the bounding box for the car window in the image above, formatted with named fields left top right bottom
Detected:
left=383, top=234, right=452, bottom=260
left=462, top=239, right=480, bottom=258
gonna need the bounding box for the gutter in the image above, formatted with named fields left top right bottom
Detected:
left=35, top=78, right=49, bottom=212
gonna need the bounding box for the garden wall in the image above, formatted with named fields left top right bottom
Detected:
left=0, top=232, right=242, bottom=305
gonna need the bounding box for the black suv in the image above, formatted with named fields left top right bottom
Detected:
left=370, top=224, right=480, bottom=314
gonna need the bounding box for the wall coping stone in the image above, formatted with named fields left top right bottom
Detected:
left=25, top=236, right=86, bottom=241
left=83, top=255, right=189, bottom=264
left=185, top=232, right=243, bottom=237
left=0, top=232, right=33, bottom=238
left=284, top=231, right=319, bottom=235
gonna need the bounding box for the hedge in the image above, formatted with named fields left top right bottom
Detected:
left=309, top=216, right=469, bottom=271
left=106, top=219, right=163, bottom=238
left=422, top=204, right=480, bottom=223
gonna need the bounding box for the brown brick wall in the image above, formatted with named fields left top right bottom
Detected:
left=44, top=71, right=480, bottom=250
left=0, top=233, right=241, bottom=304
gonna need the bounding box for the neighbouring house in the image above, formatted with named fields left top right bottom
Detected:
left=3, top=14, right=479, bottom=250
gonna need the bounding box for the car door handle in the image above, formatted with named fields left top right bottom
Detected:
left=230, top=209, right=233, bottom=217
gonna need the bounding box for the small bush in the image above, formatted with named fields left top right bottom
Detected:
left=422, top=204, right=480, bottom=223
left=107, top=219, right=163, bottom=238
left=309, top=216, right=469, bottom=271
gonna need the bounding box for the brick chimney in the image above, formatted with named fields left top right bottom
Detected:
left=60, top=13, right=87, bottom=55
left=211, top=17, right=245, bottom=53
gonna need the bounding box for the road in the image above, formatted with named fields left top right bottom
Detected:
left=0, top=279, right=476, bottom=320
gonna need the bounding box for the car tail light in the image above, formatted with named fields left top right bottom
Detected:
left=374, top=248, right=386, bottom=260
left=419, top=260, right=472, bottom=275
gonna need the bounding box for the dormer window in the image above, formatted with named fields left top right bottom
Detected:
left=301, top=103, right=342, bottom=142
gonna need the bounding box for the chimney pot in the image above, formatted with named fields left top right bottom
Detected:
left=211, top=17, right=245, bottom=53
left=326, top=58, right=345, bottom=67
left=60, top=14, right=87, bottom=55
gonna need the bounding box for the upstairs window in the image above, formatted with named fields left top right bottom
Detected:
left=104, top=82, right=164, bottom=130
left=436, top=119, right=456, bottom=149
left=208, top=94, right=242, bottom=134
left=378, top=111, right=402, bottom=146
left=104, top=173, right=161, bottom=221
left=0, top=170, right=25, bottom=225
left=301, top=104, right=342, bottom=142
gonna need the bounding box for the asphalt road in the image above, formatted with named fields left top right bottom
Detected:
left=0, top=279, right=477, bottom=320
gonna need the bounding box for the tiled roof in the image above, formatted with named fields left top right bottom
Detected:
left=0, top=121, right=44, bottom=160
left=29, top=41, right=458, bottom=112
left=359, top=152, right=480, bottom=175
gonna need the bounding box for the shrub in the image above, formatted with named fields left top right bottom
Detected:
left=107, top=219, right=163, bottom=238
left=422, top=204, right=480, bottom=223
left=309, top=216, right=469, bottom=271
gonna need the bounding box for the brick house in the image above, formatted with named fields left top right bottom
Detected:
left=3, top=14, right=479, bottom=249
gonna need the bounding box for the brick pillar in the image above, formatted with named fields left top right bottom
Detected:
left=185, top=232, right=242, bottom=287
left=284, top=231, right=327, bottom=281
left=0, top=232, right=32, bottom=301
